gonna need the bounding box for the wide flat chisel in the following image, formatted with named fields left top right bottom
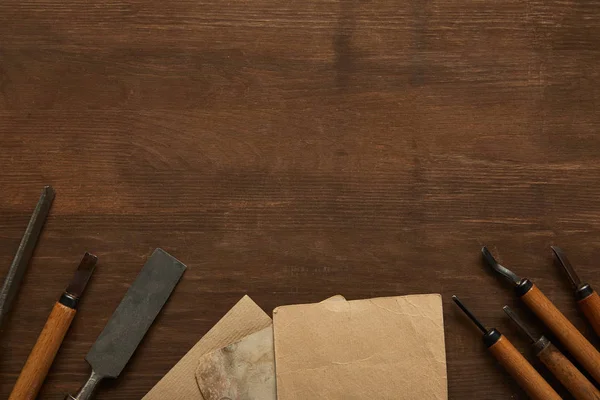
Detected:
left=65, top=248, right=186, bottom=400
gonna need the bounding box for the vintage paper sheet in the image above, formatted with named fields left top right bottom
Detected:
left=273, top=294, right=448, bottom=400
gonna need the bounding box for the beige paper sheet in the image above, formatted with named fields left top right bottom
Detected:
left=143, top=295, right=272, bottom=400
left=193, top=295, right=346, bottom=400
left=273, top=294, right=448, bottom=400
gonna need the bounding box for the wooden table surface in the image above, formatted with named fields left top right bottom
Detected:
left=1, top=0, right=600, bottom=398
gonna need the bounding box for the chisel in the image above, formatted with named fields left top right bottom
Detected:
left=65, top=248, right=186, bottom=400
left=504, top=305, right=600, bottom=400
left=482, top=246, right=600, bottom=384
left=0, top=186, right=55, bottom=328
left=452, top=295, right=561, bottom=400
left=9, top=253, right=97, bottom=400
left=551, top=246, right=600, bottom=337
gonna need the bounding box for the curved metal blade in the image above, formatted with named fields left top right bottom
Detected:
left=481, top=246, right=521, bottom=286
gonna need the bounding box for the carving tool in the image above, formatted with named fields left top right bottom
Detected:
left=452, top=295, right=561, bottom=400
left=551, top=246, right=600, bottom=337
left=482, top=246, right=600, bottom=384
left=9, top=253, right=98, bottom=400
left=504, top=305, right=600, bottom=400
left=66, top=248, right=186, bottom=400
left=0, top=186, right=55, bottom=328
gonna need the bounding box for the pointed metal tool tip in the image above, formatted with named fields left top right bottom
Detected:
left=503, top=305, right=538, bottom=343
left=65, top=253, right=98, bottom=299
left=481, top=246, right=521, bottom=287
left=551, top=246, right=581, bottom=289
left=452, top=295, right=488, bottom=334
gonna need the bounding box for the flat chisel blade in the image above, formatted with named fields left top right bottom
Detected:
left=85, top=248, right=186, bottom=378
left=0, top=186, right=55, bottom=328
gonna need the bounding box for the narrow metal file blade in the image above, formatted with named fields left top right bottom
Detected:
left=86, top=248, right=186, bottom=378
left=0, top=186, right=55, bottom=328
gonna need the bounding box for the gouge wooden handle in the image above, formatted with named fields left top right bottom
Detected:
left=538, top=342, right=600, bottom=400
left=488, top=335, right=561, bottom=400
left=9, top=302, right=76, bottom=400
left=579, top=291, right=600, bottom=338
left=521, top=284, right=600, bottom=384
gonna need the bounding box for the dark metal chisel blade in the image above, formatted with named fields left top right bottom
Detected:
left=85, top=248, right=186, bottom=378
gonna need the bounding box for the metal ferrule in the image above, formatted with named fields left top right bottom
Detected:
left=575, top=283, right=594, bottom=301
left=515, top=279, right=534, bottom=297
left=59, top=292, right=79, bottom=309
left=533, top=336, right=550, bottom=355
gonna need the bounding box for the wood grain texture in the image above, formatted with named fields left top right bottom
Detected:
left=488, top=336, right=561, bottom=400
left=537, top=342, right=600, bottom=400
left=9, top=302, right=76, bottom=400
left=521, top=284, right=600, bottom=384
left=579, top=291, right=600, bottom=338
left=1, top=0, right=600, bottom=398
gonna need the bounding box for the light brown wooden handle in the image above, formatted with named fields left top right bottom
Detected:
left=9, top=302, right=76, bottom=400
left=578, top=291, right=600, bottom=338
left=488, top=335, right=562, bottom=400
left=538, top=342, right=600, bottom=400
left=521, top=284, right=600, bottom=384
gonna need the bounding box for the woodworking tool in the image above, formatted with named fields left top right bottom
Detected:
left=65, top=248, right=186, bottom=400
left=482, top=246, right=600, bottom=384
left=504, top=305, right=600, bottom=400
left=9, top=253, right=97, bottom=400
left=452, top=295, right=561, bottom=400
left=0, top=186, right=55, bottom=328
left=551, top=246, right=600, bottom=337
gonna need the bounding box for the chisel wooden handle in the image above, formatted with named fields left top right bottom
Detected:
left=537, top=342, right=600, bottom=400
left=9, top=302, right=76, bottom=400
left=488, top=335, right=561, bottom=400
left=521, top=284, right=600, bottom=384
left=579, top=291, right=600, bottom=338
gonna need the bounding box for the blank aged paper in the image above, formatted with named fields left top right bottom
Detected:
left=273, top=294, right=448, bottom=400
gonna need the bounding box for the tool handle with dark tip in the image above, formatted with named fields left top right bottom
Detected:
left=521, top=283, right=600, bottom=383
left=9, top=302, right=75, bottom=400
left=488, top=335, right=561, bottom=400
left=578, top=291, right=600, bottom=338
left=65, top=370, right=104, bottom=400
left=538, top=342, right=600, bottom=400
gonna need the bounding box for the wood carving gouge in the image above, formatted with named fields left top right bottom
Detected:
left=482, top=246, right=600, bottom=384
left=10, top=253, right=97, bottom=400
left=551, top=246, right=600, bottom=337
left=453, top=295, right=561, bottom=400
left=504, top=305, right=600, bottom=400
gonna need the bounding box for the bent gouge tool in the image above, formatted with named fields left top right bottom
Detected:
left=452, top=296, right=561, bottom=400
left=0, top=186, right=55, bottom=328
left=552, top=246, right=600, bottom=337
left=66, top=248, right=186, bottom=400
left=9, top=252, right=97, bottom=400
left=482, top=246, right=600, bottom=384
left=504, top=305, right=600, bottom=400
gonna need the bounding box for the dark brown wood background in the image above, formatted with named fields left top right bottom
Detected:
left=1, top=0, right=600, bottom=398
